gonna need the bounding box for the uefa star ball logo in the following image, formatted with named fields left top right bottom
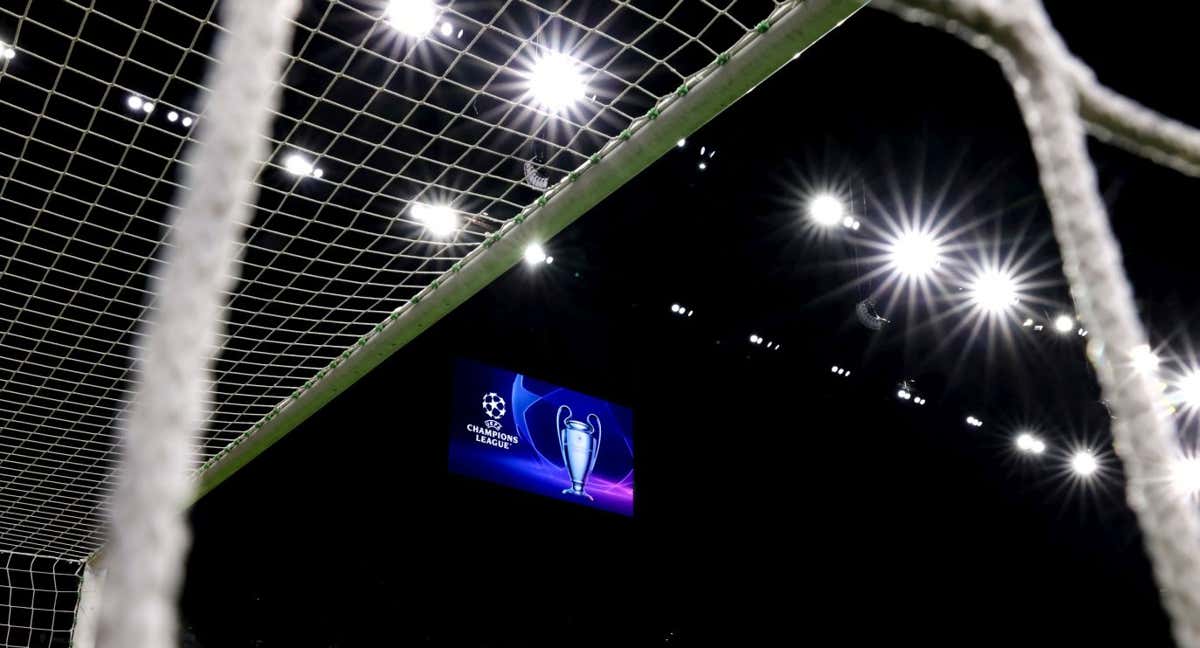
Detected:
left=481, top=392, right=506, bottom=420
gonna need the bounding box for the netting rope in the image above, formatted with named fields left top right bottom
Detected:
left=94, top=2, right=299, bottom=647
left=879, top=0, right=1200, bottom=644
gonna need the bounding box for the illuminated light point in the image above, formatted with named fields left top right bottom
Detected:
left=1053, top=314, right=1074, bottom=333
left=0, top=42, right=14, bottom=60
left=167, top=110, right=179, bottom=123
left=807, top=194, right=844, bottom=227
left=1022, top=318, right=1034, bottom=327
left=889, top=230, right=942, bottom=278
left=524, top=243, right=548, bottom=265
left=686, top=309, right=692, bottom=317
left=1131, top=344, right=1160, bottom=375
left=1078, top=328, right=1088, bottom=337
left=831, top=365, right=839, bottom=373
left=126, top=95, right=144, bottom=111
left=440, top=21, right=453, bottom=37
left=1171, top=457, right=1200, bottom=497
left=698, top=162, right=707, bottom=171
left=181, top=116, right=194, bottom=127
left=411, top=202, right=457, bottom=237
left=546, top=256, right=554, bottom=265
left=965, top=416, right=983, bottom=428
left=970, top=269, right=1019, bottom=314
left=283, top=153, right=315, bottom=177
left=1175, top=371, right=1200, bottom=410
left=142, top=101, right=155, bottom=114
left=386, top=0, right=438, bottom=36
left=528, top=52, right=586, bottom=111
left=676, top=138, right=686, bottom=148
left=1015, top=432, right=1045, bottom=455
left=749, top=334, right=759, bottom=344
left=1070, top=450, right=1099, bottom=477
left=313, top=168, right=324, bottom=179
left=671, top=304, right=681, bottom=314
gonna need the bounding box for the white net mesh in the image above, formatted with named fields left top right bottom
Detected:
left=0, top=552, right=80, bottom=648
left=0, top=0, right=800, bottom=562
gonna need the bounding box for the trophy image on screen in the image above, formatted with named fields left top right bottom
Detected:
left=557, top=405, right=602, bottom=500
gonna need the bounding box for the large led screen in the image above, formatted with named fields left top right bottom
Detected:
left=448, top=359, right=634, bottom=515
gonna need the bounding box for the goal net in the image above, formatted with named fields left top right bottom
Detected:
left=0, top=0, right=863, bottom=643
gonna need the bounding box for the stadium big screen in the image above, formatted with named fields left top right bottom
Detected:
left=448, top=359, right=634, bottom=515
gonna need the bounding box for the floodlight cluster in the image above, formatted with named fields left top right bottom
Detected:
left=670, top=303, right=693, bottom=317
left=749, top=334, right=781, bottom=350
left=125, top=93, right=194, bottom=128
left=965, top=415, right=983, bottom=428
left=830, top=365, right=851, bottom=378
left=1015, top=432, right=1047, bottom=455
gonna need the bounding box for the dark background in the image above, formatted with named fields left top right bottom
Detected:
left=182, top=4, right=1200, bottom=646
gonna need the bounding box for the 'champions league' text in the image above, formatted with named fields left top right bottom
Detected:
left=467, top=423, right=520, bottom=450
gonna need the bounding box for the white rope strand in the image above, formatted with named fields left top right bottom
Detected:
left=878, top=1, right=1200, bottom=644
left=94, top=2, right=298, bottom=647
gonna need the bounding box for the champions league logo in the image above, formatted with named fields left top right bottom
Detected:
left=469, top=392, right=518, bottom=449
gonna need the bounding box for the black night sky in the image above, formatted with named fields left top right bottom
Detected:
left=174, top=3, right=1200, bottom=647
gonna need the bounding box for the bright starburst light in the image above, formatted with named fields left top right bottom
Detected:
left=527, top=52, right=586, bottom=111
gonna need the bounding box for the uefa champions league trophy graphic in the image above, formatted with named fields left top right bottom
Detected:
left=557, top=405, right=602, bottom=500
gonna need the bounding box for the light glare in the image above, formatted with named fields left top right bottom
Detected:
left=1175, top=371, right=1200, bottom=410
left=970, top=270, right=1018, bottom=314
left=411, top=202, right=457, bottom=237
left=1071, top=450, right=1099, bottom=477
left=387, top=0, right=438, bottom=36
left=808, top=194, right=844, bottom=227
left=889, top=230, right=942, bottom=278
left=524, top=243, right=548, bottom=265
left=528, top=52, right=585, bottom=111
left=283, top=153, right=315, bottom=177
left=1131, top=344, right=1160, bottom=375
left=1053, top=314, right=1074, bottom=333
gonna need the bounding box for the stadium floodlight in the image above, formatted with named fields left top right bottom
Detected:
left=386, top=0, right=438, bottom=36
left=0, top=40, right=14, bottom=60
left=1053, top=314, right=1074, bottom=333
left=698, top=162, right=707, bottom=171
left=808, top=193, right=844, bottom=226
left=970, top=269, right=1019, bottom=315
left=283, top=153, right=315, bottom=176
left=527, top=51, right=586, bottom=111
left=1175, top=371, right=1200, bottom=410
left=182, top=116, right=194, bottom=127
left=167, top=110, right=179, bottom=122
left=313, top=168, right=324, bottom=179
left=831, top=365, right=839, bottom=373
left=410, top=202, right=457, bottom=237
left=676, top=138, right=686, bottom=148
left=888, top=229, right=942, bottom=278
left=1015, top=432, right=1045, bottom=454
left=1071, top=449, right=1099, bottom=477
left=142, top=101, right=156, bottom=114
left=523, top=243, right=547, bottom=265
left=126, top=94, right=144, bottom=110
left=440, top=21, right=453, bottom=37
left=672, top=304, right=681, bottom=313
